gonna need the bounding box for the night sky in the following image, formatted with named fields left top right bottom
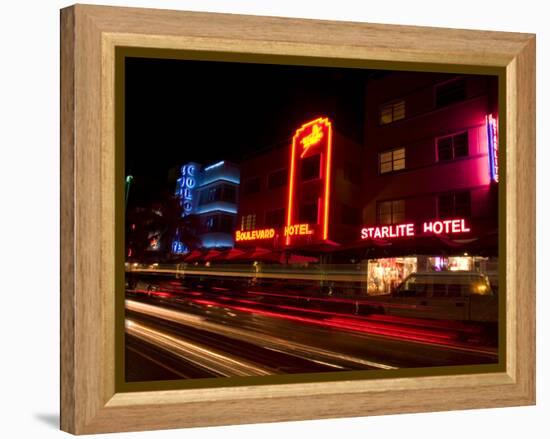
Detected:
left=125, top=57, right=377, bottom=204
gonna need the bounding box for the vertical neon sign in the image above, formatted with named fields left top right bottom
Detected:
left=486, top=114, right=499, bottom=183
left=286, top=117, right=333, bottom=245
left=175, top=163, right=200, bottom=216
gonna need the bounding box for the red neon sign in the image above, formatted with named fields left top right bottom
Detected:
left=300, top=124, right=324, bottom=157
left=286, top=117, right=333, bottom=245
left=235, top=228, right=276, bottom=242
left=361, top=218, right=470, bottom=240
left=284, top=223, right=314, bottom=237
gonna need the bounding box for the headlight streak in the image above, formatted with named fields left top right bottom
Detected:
left=188, top=298, right=494, bottom=353
left=126, top=299, right=396, bottom=370
left=125, top=319, right=275, bottom=377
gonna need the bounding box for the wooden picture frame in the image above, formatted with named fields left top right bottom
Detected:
left=60, top=4, right=536, bottom=434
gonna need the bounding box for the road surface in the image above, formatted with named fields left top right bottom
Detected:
left=125, top=276, right=498, bottom=381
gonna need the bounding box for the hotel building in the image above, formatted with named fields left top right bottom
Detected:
left=173, top=160, right=240, bottom=251
left=235, top=71, right=499, bottom=294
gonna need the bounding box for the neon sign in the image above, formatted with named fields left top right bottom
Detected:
left=361, top=223, right=415, bottom=239
left=486, top=114, right=499, bottom=182
left=147, top=231, right=161, bottom=251
left=171, top=241, right=188, bottom=254
left=235, top=228, right=276, bottom=242
left=204, top=161, right=225, bottom=171
left=175, top=163, right=200, bottom=216
left=361, top=218, right=471, bottom=240
left=286, top=117, right=333, bottom=245
left=423, top=219, right=470, bottom=234
left=284, top=223, right=313, bottom=237
left=300, top=124, right=324, bottom=157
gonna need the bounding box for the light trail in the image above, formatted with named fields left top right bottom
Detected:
left=198, top=295, right=464, bottom=340
left=188, top=298, right=497, bottom=356
left=125, top=319, right=275, bottom=377
left=130, top=291, right=497, bottom=357
left=128, top=266, right=365, bottom=282
left=130, top=284, right=485, bottom=336
left=128, top=286, right=492, bottom=349
left=126, top=299, right=397, bottom=370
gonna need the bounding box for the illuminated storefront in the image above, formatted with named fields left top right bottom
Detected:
left=366, top=255, right=495, bottom=296
left=367, top=257, right=417, bottom=295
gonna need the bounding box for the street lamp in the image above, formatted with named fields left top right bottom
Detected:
left=125, top=175, right=134, bottom=208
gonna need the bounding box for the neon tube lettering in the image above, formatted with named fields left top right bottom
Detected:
left=361, top=219, right=469, bottom=239
left=235, top=228, right=275, bottom=242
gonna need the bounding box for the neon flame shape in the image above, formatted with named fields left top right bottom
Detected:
left=486, top=114, right=499, bottom=183
left=300, top=124, right=324, bottom=158
left=286, top=117, right=333, bottom=245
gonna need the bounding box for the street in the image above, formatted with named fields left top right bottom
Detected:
left=125, top=274, right=498, bottom=381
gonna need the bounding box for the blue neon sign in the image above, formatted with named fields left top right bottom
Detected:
left=176, top=163, right=200, bottom=216
left=171, top=240, right=189, bottom=254
left=204, top=161, right=225, bottom=172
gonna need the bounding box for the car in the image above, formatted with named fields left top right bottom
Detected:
left=370, top=271, right=497, bottom=323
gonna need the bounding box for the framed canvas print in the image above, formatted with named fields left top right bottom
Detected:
left=60, top=4, right=536, bottom=435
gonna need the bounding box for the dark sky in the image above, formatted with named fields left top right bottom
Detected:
left=125, top=57, right=376, bottom=204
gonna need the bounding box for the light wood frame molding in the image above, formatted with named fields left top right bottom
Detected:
left=60, top=4, right=536, bottom=434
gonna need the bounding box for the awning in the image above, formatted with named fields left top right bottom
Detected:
left=203, top=249, right=222, bottom=261
left=224, top=248, right=247, bottom=260
left=182, top=249, right=204, bottom=262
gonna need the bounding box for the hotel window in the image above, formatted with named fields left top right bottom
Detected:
left=379, top=100, right=405, bottom=125
left=299, top=201, right=318, bottom=223
left=221, top=184, right=237, bottom=203
left=206, top=214, right=234, bottom=233
left=265, top=208, right=285, bottom=228
left=205, top=216, right=215, bottom=231
left=218, top=215, right=234, bottom=234
left=199, top=186, right=219, bottom=205
left=244, top=177, right=261, bottom=194
left=199, top=184, right=237, bottom=205
left=437, top=132, right=468, bottom=161
left=379, top=147, right=405, bottom=174
left=438, top=191, right=471, bottom=218
left=241, top=214, right=256, bottom=231
left=377, top=199, right=405, bottom=225
left=267, top=168, right=288, bottom=189
left=435, top=79, right=466, bottom=108
left=301, top=154, right=321, bottom=181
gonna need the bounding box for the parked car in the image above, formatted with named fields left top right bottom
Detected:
left=370, top=272, right=497, bottom=323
